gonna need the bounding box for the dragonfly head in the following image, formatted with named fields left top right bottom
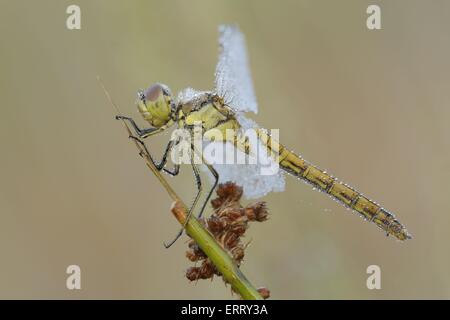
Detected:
left=137, top=83, right=174, bottom=128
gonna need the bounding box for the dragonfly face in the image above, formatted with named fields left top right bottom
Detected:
left=137, top=83, right=174, bottom=128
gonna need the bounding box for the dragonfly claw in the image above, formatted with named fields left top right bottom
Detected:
left=115, top=115, right=128, bottom=121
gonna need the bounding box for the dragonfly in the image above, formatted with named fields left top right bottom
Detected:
left=116, top=24, right=411, bottom=247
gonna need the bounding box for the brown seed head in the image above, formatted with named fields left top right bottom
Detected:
left=184, top=182, right=270, bottom=298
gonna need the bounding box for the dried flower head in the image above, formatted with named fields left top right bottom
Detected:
left=185, top=182, right=270, bottom=299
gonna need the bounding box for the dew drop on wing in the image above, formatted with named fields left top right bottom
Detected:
left=214, top=24, right=258, bottom=114
left=209, top=25, right=286, bottom=199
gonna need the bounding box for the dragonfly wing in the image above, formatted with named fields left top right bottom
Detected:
left=202, top=114, right=285, bottom=199
left=202, top=141, right=285, bottom=199
left=177, top=87, right=208, bottom=105
left=215, top=24, right=258, bottom=114
left=202, top=25, right=285, bottom=199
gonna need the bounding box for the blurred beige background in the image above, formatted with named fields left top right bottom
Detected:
left=0, top=0, right=449, bottom=299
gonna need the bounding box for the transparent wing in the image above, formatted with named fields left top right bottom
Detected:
left=177, top=87, right=208, bottom=105
left=207, top=152, right=285, bottom=200
left=214, top=24, right=258, bottom=114
left=202, top=114, right=285, bottom=199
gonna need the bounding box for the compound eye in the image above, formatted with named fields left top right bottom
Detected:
left=159, top=84, right=172, bottom=97
left=144, top=84, right=164, bottom=102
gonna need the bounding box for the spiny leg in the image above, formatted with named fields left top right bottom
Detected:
left=159, top=138, right=182, bottom=176
left=163, top=145, right=203, bottom=248
left=154, top=139, right=181, bottom=176
left=163, top=164, right=180, bottom=176
left=116, top=115, right=158, bottom=138
left=128, top=135, right=180, bottom=176
left=116, top=115, right=171, bottom=139
left=127, top=132, right=218, bottom=247
left=196, top=159, right=219, bottom=219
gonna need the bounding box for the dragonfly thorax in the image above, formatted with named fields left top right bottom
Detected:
left=137, top=83, right=174, bottom=128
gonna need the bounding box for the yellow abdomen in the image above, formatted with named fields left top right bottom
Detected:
left=257, top=129, right=411, bottom=241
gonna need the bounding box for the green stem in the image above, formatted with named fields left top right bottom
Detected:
left=117, top=119, right=263, bottom=300
left=171, top=202, right=263, bottom=300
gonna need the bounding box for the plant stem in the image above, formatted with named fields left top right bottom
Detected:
left=171, top=201, right=263, bottom=300
left=115, top=117, right=263, bottom=300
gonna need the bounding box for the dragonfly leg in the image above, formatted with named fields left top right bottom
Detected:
left=196, top=160, right=218, bottom=219
left=128, top=136, right=180, bottom=175
left=116, top=115, right=158, bottom=138
left=163, top=164, right=180, bottom=176
left=163, top=146, right=203, bottom=248
left=116, top=115, right=171, bottom=138
left=156, top=139, right=181, bottom=176
left=163, top=229, right=184, bottom=249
